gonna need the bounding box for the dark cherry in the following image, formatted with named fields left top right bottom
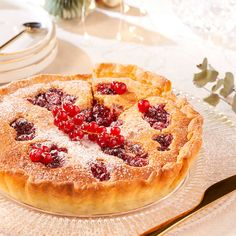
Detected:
left=62, top=94, right=77, bottom=104
left=79, top=108, right=94, bottom=123
left=92, top=103, right=117, bottom=127
left=90, top=162, right=110, bottom=181
left=125, top=142, right=148, bottom=159
left=47, top=153, right=64, bottom=168
left=102, top=142, right=148, bottom=167
left=97, top=83, right=115, bottom=95
left=11, top=118, right=36, bottom=141
left=97, top=81, right=127, bottom=95
left=102, top=146, right=125, bottom=158
left=45, top=89, right=62, bottom=105
left=143, top=104, right=170, bottom=130
left=122, top=155, right=149, bottom=167
left=153, top=134, right=173, bottom=151
left=28, top=88, right=76, bottom=111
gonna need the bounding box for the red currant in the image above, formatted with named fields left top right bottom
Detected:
left=97, top=126, right=106, bottom=134
left=57, top=111, right=68, bottom=121
left=73, top=114, right=84, bottom=125
left=88, top=134, right=98, bottom=142
left=88, top=121, right=99, bottom=133
left=138, top=100, right=150, bottom=113
left=64, top=120, right=75, bottom=133
left=30, top=149, right=42, bottom=162
left=52, top=107, right=60, bottom=117
left=63, top=103, right=71, bottom=112
left=117, top=135, right=124, bottom=145
left=63, top=103, right=80, bottom=117
left=69, top=129, right=84, bottom=140
left=54, top=117, right=60, bottom=126
left=41, top=145, right=50, bottom=152
left=108, top=138, right=118, bottom=148
left=99, top=132, right=109, bottom=143
left=97, top=140, right=106, bottom=147
left=110, top=127, right=120, bottom=136
left=76, top=130, right=84, bottom=139
left=81, top=123, right=89, bottom=132
left=111, top=81, right=127, bottom=95
left=42, top=153, right=53, bottom=164
left=69, top=131, right=76, bottom=140
left=58, top=121, right=65, bottom=131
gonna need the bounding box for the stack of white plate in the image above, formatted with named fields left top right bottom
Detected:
left=0, top=0, right=57, bottom=83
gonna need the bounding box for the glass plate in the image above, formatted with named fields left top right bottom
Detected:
left=0, top=91, right=235, bottom=236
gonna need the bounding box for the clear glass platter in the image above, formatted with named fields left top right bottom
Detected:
left=0, top=91, right=235, bottom=235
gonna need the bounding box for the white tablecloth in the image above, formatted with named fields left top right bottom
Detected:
left=13, top=0, right=236, bottom=235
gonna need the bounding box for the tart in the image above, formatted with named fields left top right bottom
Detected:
left=0, top=64, right=203, bottom=215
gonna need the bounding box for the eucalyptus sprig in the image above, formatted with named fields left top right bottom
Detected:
left=44, top=0, right=94, bottom=20
left=193, top=58, right=236, bottom=113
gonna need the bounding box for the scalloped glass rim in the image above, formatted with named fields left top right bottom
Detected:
left=0, top=91, right=235, bottom=236
left=0, top=172, right=189, bottom=218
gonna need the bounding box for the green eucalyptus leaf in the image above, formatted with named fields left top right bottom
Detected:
left=225, top=72, right=234, bottom=84
left=44, top=0, right=90, bottom=19
left=197, top=58, right=208, bottom=70
left=193, top=70, right=208, bottom=87
left=193, top=69, right=218, bottom=87
left=220, top=72, right=234, bottom=97
left=203, top=93, right=220, bottom=106
left=212, top=79, right=224, bottom=91
left=220, top=88, right=228, bottom=97
left=232, top=95, right=236, bottom=113
left=207, top=69, right=218, bottom=82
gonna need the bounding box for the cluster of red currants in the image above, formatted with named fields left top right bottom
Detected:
left=29, top=144, right=67, bottom=166
left=52, top=103, right=125, bottom=148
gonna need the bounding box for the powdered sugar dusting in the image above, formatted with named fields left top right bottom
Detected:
left=36, top=127, right=120, bottom=171
left=0, top=78, right=153, bottom=182
left=0, top=80, right=122, bottom=171
left=0, top=97, right=28, bottom=120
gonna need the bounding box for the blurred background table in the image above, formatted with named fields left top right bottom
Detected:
left=2, top=0, right=236, bottom=235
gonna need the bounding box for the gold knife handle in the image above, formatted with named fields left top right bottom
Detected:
left=142, top=190, right=236, bottom=236
left=142, top=175, right=236, bottom=236
left=140, top=207, right=196, bottom=236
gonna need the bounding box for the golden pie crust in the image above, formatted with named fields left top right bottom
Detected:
left=93, top=63, right=171, bottom=110
left=0, top=64, right=203, bottom=215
